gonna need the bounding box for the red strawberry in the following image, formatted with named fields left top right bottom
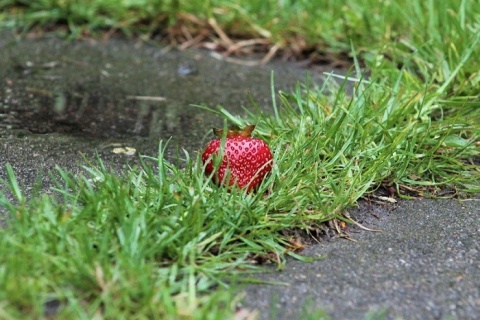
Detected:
left=202, top=124, right=273, bottom=191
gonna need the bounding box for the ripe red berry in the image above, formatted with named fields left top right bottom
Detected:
left=202, top=125, right=273, bottom=191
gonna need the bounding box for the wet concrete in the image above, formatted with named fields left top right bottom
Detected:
left=0, top=33, right=336, bottom=195
left=1, top=34, right=479, bottom=319
left=240, top=199, right=480, bottom=319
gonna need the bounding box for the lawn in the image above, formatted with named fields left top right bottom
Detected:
left=0, top=0, right=479, bottom=318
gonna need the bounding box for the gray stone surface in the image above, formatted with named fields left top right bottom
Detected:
left=0, top=33, right=335, bottom=197
left=240, top=199, right=480, bottom=319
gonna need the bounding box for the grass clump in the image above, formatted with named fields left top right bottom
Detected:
left=1, top=1, right=479, bottom=61
left=0, top=155, right=258, bottom=318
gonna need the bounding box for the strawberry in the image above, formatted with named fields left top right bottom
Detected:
left=202, top=124, right=273, bottom=191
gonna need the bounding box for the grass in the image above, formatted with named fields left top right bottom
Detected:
left=1, top=0, right=480, bottom=319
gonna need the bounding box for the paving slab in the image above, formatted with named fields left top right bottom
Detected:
left=240, top=199, right=480, bottom=319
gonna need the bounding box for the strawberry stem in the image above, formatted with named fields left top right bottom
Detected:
left=213, top=124, right=255, bottom=137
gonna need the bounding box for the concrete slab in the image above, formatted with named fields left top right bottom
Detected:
left=240, top=199, right=480, bottom=319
